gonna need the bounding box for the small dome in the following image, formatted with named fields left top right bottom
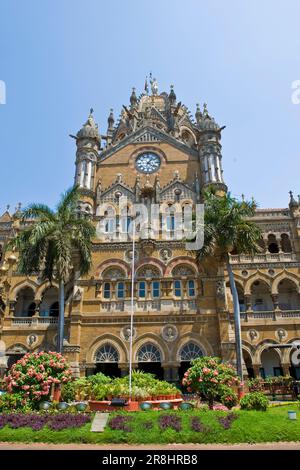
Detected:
left=77, top=109, right=100, bottom=141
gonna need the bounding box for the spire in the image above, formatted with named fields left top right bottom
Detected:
left=169, top=85, right=176, bottom=105
left=130, top=87, right=138, bottom=108
left=107, top=108, right=115, bottom=130
left=203, top=102, right=210, bottom=118
left=289, top=190, right=298, bottom=208
left=195, top=103, right=202, bottom=123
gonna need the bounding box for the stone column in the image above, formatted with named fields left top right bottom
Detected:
left=271, top=294, right=279, bottom=310
left=281, top=363, right=291, bottom=376
left=252, top=364, right=262, bottom=377
left=119, top=364, right=129, bottom=377
left=8, top=301, right=16, bottom=317
left=244, top=295, right=252, bottom=312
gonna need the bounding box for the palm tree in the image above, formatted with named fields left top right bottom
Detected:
left=8, top=186, right=95, bottom=353
left=196, top=188, right=262, bottom=380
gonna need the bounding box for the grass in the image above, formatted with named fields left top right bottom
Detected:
left=0, top=406, right=300, bottom=444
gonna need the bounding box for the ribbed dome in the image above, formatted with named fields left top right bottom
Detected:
left=77, top=110, right=100, bottom=141
left=198, top=116, right=219, bottom=131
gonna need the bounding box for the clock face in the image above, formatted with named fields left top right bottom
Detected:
left=135, top=152, right=161, bottom=174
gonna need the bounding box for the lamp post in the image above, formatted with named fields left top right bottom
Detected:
left=128, top=218, right=136, bottom=402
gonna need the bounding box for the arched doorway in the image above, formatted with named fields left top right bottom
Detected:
left=137, top=343, right=163, bottom=379
left=243, top=350, right=254, bottom=378
left=278, top=279, right=300, bottom=311
left=289, top=346, right=300, bottom=380
left=260, top=348, right=282, bottom=378
left=94, top=343, right=121, bottom=377
left=178, top=342, right=204, bottom=379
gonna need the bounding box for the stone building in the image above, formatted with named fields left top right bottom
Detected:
left=0, top=78, right=300, bottom=381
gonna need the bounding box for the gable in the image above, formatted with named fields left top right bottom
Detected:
left=100, top=126, right=198, bottom=161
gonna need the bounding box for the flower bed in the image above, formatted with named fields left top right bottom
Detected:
left=0, top=413, right=91, bottom=431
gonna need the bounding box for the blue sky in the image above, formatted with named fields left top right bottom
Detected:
left=0, top=0, right=299, bottom=213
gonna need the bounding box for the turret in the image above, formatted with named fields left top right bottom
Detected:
left=72, top=109, right=100, bottom=216
left=73, top=108, right=100, bottom=191
left=197, top=103, right=227, bottom=194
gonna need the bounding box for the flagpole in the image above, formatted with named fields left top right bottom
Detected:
left=129, top=218, right=135, bottom=401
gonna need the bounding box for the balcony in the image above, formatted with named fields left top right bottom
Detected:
left=229, top=253, right=297, bottom=264
left=3, top=316, right=58, bottom=330
left=240, top=310, right=300, bottom=322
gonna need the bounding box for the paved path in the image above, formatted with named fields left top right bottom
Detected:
left=91, top=413, right=109, bottom=432
left=1, top=442, right=300, bottom=450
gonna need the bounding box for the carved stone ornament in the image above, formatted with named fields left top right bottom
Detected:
left=276, top=328, right=287, bottom=342
left=248, top=329, right=259, bottom=342
left=216, top=280, right=225, bottom=299
left=124, top=249, right=139, bottom=263
left=121, top=325, right=137, bottom=342
left=159, top=248, right=172, bottom=262
left=161, top=324, right=178, bottom=342
left=27, top=334, right=38, bottom=347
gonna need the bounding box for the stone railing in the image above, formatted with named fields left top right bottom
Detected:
left=229, top=253, right=297, bottom=264
left=8, top=317, right=58, bottom=328
left=240, top=310, right=300, bottom=321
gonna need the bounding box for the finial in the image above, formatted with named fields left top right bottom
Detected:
left=144, top=76, right=149, bottom=95
left=90, top=107, right=94, bottom=115
left=241, top=194, right=245, bottom=201
left=108, top=108, right=115, bottom=129
left=130, top=87, right=138, bottom=107
left=169, top=84, right=176, bottom=105
left=289, top=190, right=298, bottom=208
left=195, top=103, right=202, bottom=122
left=203, top=102, right=209, bottom=117
left=6, top=204, right=10, bottom=212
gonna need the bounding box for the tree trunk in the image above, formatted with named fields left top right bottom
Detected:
left=57, top=280, right=65, bottom=354
left=226, top=256, right=243, bottom=381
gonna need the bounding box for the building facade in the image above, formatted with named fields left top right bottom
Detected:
left=1, top=79, right=300, bottom=381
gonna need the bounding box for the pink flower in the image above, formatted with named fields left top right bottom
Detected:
left=198, top=378, right=203, bottom=382
left=213, top=370, right=219, bottom=376
left=202, top=368, right=211, bottom=374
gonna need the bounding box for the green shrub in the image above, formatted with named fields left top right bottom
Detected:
left=0, top=393, right=33, bottom=412
left=86, top=373, right=112, bottom=386
left=61, top=381, right=76, bottom=402
left=240, top=392, right=269, bottom=411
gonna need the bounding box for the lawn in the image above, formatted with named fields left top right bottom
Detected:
left=0, top=406, right=300, bottom=444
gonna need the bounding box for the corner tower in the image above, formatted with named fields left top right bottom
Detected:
left=73, top=109, right=100, bottom=215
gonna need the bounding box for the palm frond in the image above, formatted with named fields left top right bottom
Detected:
left=21, top=204, right=56, bottom=222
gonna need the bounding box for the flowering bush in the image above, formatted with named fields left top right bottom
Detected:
left=219, top=385, right=238, bottom=409
left=158, top=414, right=182, bottom=432
left=4, top=351, right=72, bottom=405
left=182, top=356, right=240, bottom=408
left=0, top=413, right=90, bottom=431
left=217, top=413, right=238, bottom=430
left=108, top=415, right=133, bottom=432
left=190, top=416, right=211, bottom=433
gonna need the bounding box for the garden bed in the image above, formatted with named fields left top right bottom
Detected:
left=0, top=406, right=300, bottom=444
